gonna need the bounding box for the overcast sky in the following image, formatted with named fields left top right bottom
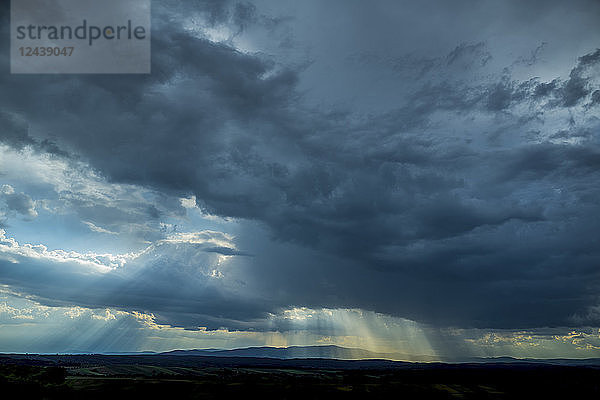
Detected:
left=1, top=0, right=600, bottom=359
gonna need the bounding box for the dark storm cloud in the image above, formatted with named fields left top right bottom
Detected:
left=526, top=49, right=600, bottom=107
left=203, top=246, right=250, bottom=256
left=533, top=79, right=559, bottom=99
left=1, top=1, right=600, bottom=330
left=561, top=49, right=600, bottom=107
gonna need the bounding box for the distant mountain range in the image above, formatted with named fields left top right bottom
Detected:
left=161, top=345, right=401, bottom=360
left=2, top=347, right=600, bottom=371
left=158, top=345, right=600, bottom=366
left=20, top=345, right=600, bottom=366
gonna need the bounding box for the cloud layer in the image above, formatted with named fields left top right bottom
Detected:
left=1, top=1, right=600, bottom=354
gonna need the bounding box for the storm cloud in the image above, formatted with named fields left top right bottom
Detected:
left=1, top=0, right=600, bottom=343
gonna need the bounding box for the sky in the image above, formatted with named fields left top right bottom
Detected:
left=1, top=0, right=600, bottom=360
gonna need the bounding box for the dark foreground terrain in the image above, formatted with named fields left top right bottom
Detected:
left=1, top=353, right=599, bottom=399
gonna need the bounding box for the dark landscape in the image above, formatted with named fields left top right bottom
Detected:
left=1, top=347, right=599, bottom=399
